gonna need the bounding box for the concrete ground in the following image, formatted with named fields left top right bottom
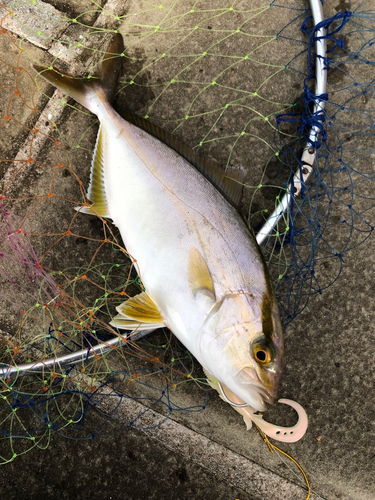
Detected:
left=0, top=1, right=374, bottom=499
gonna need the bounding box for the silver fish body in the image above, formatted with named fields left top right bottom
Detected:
left=33, top=35, right=284, bottom=412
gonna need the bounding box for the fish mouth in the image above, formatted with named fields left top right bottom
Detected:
left=235, top=368, right=278, bottom=411
left=246, top=384, right=274, bottom=412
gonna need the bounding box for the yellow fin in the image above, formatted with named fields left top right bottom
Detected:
left=32, top=34, right=124, bottom=112
left=188, top=248, right=216, bottom=300
left=115, top=292, right=164, bottom=324
left=109, top=317, right=163, bottom=332
left=82, top=125, right=110, bottom=218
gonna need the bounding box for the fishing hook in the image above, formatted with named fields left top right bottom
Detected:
left=218, top=381, right=249, bottom=407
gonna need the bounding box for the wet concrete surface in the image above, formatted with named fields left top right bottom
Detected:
left=0, top=426, right=259, bottom=500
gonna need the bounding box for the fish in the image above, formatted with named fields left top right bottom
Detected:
left=32, top=34, right=284, bottom=412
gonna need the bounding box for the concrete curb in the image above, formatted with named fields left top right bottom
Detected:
left=98, top=389, right=319, bottom=500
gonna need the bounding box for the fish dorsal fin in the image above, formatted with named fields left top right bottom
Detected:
left=115, top=292, right=164, bottom=324
left=188, top=247, right=216, bottom=301
left=221, top=165, right=245, bottom=209
left=120, top=111, right=245, bottom=209
left=79, top=125, right=110, bottom=218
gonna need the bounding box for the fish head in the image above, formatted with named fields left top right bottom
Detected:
left=200, top=291, right=284, bottom=412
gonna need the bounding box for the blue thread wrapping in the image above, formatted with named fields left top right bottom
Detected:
left=276, top=11, right=352, bottom=148
left=276, top=10, right=353, bottom=150
left=302, top=10, right=353, bottom=65
left=269, top=5, right=375, bottom=328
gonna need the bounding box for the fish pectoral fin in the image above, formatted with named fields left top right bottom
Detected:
left=188, top=247, right=216, bottom=301
left=114, top=292, right=165, bottom=324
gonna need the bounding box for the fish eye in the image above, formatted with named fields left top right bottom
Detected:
left=253, top=342, right=273, bottom=365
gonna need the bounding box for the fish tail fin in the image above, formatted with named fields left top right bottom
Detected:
left=92, top=34, right=124, bottom=104
left=31, top=34, right=124, bottom=114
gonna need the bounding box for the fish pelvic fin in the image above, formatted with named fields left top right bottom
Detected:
left=31, top=34, right=124, bottom=113
left=110, top=292, right=165, bottom=331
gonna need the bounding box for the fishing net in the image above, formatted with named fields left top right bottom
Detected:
left=0, top=0, right=373, bottom=471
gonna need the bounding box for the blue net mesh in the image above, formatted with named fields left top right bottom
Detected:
left=254, top=2, right=375, bottom=325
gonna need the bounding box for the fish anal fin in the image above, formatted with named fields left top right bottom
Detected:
left=188, top=247, right=216, bottom=301
left=115, top=292, right=164, bottom=324
left=76, top=125, right=110, bottom=218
